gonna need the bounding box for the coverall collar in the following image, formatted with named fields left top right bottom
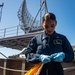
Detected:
left=42, top=31, right=56, bottom=40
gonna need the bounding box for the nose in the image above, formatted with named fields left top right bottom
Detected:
left=44, top=21, right=49, bottom=28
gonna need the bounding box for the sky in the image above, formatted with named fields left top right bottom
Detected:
left=0, top=0, right=75, bottom=58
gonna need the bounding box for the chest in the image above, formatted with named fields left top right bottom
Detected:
left=36, top=37, right=63, bottom=55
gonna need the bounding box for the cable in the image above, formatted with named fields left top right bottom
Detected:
left=0, top=52, right=8, bottom=58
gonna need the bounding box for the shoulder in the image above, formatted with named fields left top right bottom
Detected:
left=55, top=32, right=67, bottom=39
left=55, top=32, right=69, bottom=43
left=55, top=32, right=70, bottom=45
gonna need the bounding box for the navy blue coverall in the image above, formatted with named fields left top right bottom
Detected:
left=25, top=31, right=74, bottom=75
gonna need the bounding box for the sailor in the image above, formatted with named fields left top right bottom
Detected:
left=25, top=12, right=74, bottom=75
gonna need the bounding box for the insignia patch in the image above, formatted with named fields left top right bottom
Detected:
left=53, top=39, right=62, bottom=45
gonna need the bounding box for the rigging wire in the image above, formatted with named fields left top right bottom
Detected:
left=0, top=52, right=7, bottom=58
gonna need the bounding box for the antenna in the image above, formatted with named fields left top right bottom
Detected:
left=0, top=2, right=4, bottom=22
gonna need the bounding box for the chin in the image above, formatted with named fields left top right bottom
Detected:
left=48, top=31, right=53, bottom=35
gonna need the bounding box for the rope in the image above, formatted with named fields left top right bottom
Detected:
left=0, top=66, right=27, bottom=73
left=63, top=66, right=75, bottom=71
left=0, top=65, right=75, bottom=73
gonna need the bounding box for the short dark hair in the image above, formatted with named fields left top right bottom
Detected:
left=48, top=12, right=56, bottom=21
left=42, top=12, right=56, bottom=22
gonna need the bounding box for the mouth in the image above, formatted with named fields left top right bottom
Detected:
left=47, top=29, right=53, bottom=33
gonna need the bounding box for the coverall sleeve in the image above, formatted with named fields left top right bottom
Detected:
left=25, top=36, right=40, bottom=63
left=62, top=36, right=74, bottom=62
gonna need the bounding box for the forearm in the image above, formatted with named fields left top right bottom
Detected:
left=63, top=52, right=74, bottom=62
left=26, top=53, right=40, bottom=63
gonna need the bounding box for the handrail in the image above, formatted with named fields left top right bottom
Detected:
left=0, top=25, right=43, bottom=39
left=0, top=25, right=25, bottom=38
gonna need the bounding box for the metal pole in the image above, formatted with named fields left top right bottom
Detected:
left=45, top=0, right=48, bottom=13
left=3, top=59, right=7, bottom=75
left=40, top=0, right=42, bottom=26
left=0, top=3, right=4, bottom=22
left=44, top=0, right=48, bottom=14
left=30, top=1, right=45, bottom=31
left=17, top=25, right=19, bottom=35
left=4, top=28, right=6, bottom=38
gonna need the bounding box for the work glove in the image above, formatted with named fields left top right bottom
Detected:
left=50, top=53, right=58, bottom=60
left=39, top=55, right=51, bottom=64
left=53, top=52, right=65, bottom=62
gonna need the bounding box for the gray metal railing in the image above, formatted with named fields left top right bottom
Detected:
left=0, top=25, right=25, bottom=38
left=0, top=25, right=43, bottom=39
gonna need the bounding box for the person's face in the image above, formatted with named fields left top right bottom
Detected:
left=42, top=13, right=57, bottom=35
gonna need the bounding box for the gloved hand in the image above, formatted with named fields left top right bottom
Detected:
left=50, top=53, right=58, bottom=60
left=53, top=52, right=65, bottom=62
left=39, top=55, right=51, bottom=64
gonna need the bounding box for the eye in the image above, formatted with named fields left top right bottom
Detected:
left=51, top=24, right=55, bottom=28
left=45, top=25, right=49, bottom=28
